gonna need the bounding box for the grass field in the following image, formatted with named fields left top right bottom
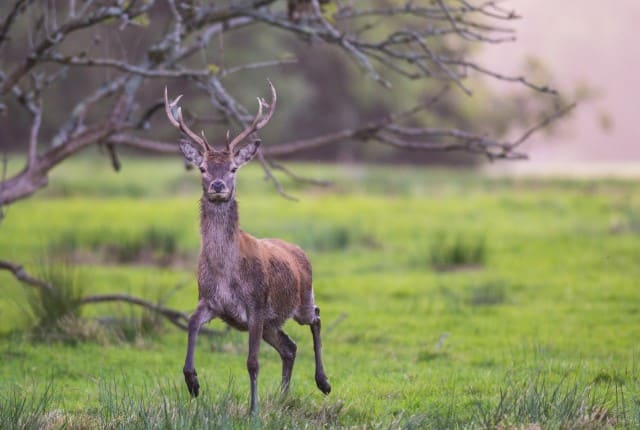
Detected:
left=1, top=154, right=639, bottom=429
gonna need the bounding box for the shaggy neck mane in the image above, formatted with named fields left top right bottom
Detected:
left=200, top=197, right=240, bottom=258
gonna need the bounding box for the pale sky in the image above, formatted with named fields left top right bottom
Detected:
left=480, top=0, right=640, bottom=167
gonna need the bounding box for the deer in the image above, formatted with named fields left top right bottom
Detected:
left=164, top=81, right=331, bottom=414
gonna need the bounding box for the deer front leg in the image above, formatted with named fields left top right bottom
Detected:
left=311, top=306, right=331, bottom=394
left=184, top=302, right=214, bottom=397
left=247, top=316, right=264, bottom=414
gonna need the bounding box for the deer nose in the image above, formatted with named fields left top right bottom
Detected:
left=211, top=180, right=225, bottom=193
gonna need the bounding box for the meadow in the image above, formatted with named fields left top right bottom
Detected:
left=0, top=155, right=639, bottom=429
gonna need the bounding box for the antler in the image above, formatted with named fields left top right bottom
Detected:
left=164, top=87, right=211, bottom=152
left=227, top=80, right=277, bottom=152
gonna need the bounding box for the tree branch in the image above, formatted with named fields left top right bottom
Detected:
left=220, top=57, right=298, bottom=77
left=0, top=259, right=52, bottom=290
left=27, top=97, right=42, bottom=168
left=40, top=53, right=212, bottom=79
left=0, top=2, right=151, bottom=95
left=0, top=258, right=225, bottom=336
left=77, top=294, right=225, bottom=336
left=107, top=133, right=179, bottom=153
left=0, top=0, right=33, bottom=47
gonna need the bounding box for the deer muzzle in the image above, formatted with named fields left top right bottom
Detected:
left=206, top=181, right=231, bottom=202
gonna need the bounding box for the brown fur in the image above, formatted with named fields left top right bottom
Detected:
left=179, top=143, right=331, bottom=413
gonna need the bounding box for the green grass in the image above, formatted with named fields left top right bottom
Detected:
left=1, top=154, right=639, bottom=428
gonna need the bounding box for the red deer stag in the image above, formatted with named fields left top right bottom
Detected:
left=164, top=81, right=331, bottom=413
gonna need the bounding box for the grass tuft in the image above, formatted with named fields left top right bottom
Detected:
left=429, top=231, right=487, bottom=271
left=475, top=373, right=617, bottom=429
left=25, top=256, right=84, bottom=340
left=0, top=382, right=55, bottom=430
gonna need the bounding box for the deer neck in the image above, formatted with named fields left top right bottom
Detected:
left=200, top=197, right=241, bottom=268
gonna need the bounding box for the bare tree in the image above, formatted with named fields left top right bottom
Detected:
left=0, top=0, right=571, bottom=207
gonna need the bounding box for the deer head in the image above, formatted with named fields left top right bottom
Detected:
left=164, top=81, right=277, bottom=202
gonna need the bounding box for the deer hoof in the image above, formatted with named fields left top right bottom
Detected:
left=184, top=369, right=200, bottom=397
left=315, top=375, right=331, bottom=395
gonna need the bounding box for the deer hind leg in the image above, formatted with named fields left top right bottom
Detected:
left=310, top=306, right=331, bottom=394
left=183, top=302, right=215, bottom=397
left=263, top=326, right=297, bottom=393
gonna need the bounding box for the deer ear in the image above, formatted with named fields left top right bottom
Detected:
left=234, top=140, right=261, bottom=167
left=179, top=140, right=204, bottom=167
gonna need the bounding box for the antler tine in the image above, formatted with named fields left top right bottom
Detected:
left=227, top=98, right=263, bottom=152
left=227, top=80, right=277, bottom=152
left=164, top=86, right=210, bottom=152
left=200, top=130, right=209, bottom=146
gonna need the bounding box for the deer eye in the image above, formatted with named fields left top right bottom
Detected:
left=199, top=166, right=205, bottom=173
left=230, top=167, right=238, bottom=173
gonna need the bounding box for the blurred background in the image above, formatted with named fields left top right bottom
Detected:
left=2, top=1, right=637, bottom=177
left=482, top=0, right=640, bottom=175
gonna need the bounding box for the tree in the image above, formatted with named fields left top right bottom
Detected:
left=0, top=0, right=571, bottom=207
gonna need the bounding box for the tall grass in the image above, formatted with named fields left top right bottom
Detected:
left=474, top=373, right=617, bottom=429
left=1, top=372, right=635, bottom=429
left=0, top=382, right=54, bottom=430
left=26, top=256, right=83, bottom=336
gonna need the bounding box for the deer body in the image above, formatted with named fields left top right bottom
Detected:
left=197, top=198, right=315, bottom=331
left=165, top=82, right=330, bottom=414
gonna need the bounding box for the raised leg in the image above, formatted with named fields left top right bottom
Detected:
left=263, top=327, right=297, bottom=393
left=247, top=317, right=264, bottom=414
left=183, top=302, right=214, bottom=397
left=311, top=306, right=331, bottom=394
